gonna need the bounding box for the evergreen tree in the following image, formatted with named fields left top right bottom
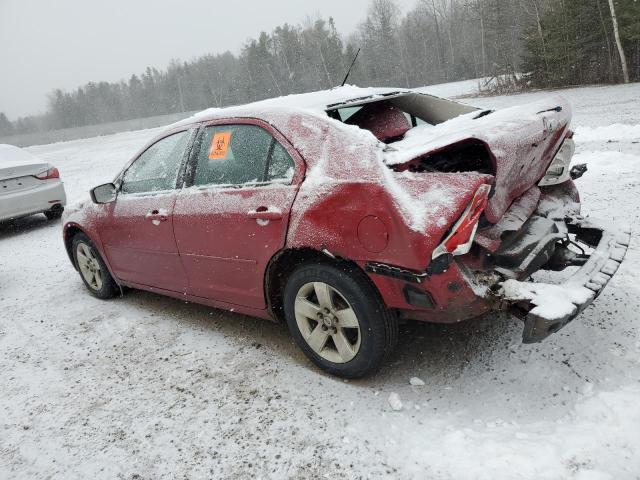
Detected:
left=3, top=0, right=638, bottom=136
left=0, top=113, right=14, bottom=136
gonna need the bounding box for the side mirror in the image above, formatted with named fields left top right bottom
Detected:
left=90, top=183, right=117, bottom=204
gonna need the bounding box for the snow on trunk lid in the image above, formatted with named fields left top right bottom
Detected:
left=384, top=96, right=573, bottom=224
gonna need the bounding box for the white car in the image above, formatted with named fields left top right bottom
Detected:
left=0, top=144, right=66, bottom=222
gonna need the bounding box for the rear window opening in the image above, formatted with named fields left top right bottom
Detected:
left=330, top=100, right=428, bottom=144
left=326, top=92, right=477, bottom=145
left=398, top=141, right=495, bottom=175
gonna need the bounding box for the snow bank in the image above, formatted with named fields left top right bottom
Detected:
left=574, top=124, right=640, bottom=143
left=415, top=77, right=487, bottom=98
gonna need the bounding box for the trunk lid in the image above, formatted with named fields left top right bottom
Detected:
left=0, top=162, right=51, bottom=182
left=0, top=144, right=50, bottom=181
left=384, top=96, right=572, bottom=224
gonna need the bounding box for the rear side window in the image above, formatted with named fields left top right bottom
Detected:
left=193, top=124, right=295, bottom=187
left=121, top=131, right=189, bottom=194
left=267, top=142, right=295, bottom=182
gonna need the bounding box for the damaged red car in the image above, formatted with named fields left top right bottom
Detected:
left=63, top=87, right=630, bottom=378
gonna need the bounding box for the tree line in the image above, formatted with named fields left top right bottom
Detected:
left=1, top=0, right=638, bottom=137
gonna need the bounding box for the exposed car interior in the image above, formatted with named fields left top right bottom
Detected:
left=328, top=94, right=495, bottom=175
left=327, top=92, right=477, bottom=139
left=344, top=101, right=412, bottom=142
left=401, top=140, right=495, bottom=175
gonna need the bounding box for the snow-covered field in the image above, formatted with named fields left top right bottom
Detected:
left=1, top=81, right=639, bottom=479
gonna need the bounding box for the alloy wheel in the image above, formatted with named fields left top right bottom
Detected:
left=294, top=282, right=361, bottom=363
left=76, top=242, right=103, bottom=291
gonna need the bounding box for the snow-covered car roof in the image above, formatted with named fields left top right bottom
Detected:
left=174, top=85, right=409, bottom=126
left=169, top=85, right=481, bottom=175
left=171, top=85, right=482, bottom=159
left=168, top=86, right=406, bottom=183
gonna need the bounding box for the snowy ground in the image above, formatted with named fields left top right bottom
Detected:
left=1, top=81, right=639, bottom=479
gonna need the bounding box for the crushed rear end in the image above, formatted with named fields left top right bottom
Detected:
left=498, top=215, right=630, bottom=342
left=359, top=93, right=629, bottom=342
left=463, top=177, right=630, bottom=342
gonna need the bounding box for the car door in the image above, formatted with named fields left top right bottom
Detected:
left=173, top=120, right=304, bottom=308
left=98, top=129, right=193, bottom=292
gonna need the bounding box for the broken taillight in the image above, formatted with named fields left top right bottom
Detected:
left=431, top=184, right=491, bottom=261
left=35, top=167, right=60, bottom=180
left=538, top=138, right=575, bottom=187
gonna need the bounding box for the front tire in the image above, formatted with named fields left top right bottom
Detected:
left=72, top=233, right=118, bottom=299
left=283, top=262, right=397, bottom=378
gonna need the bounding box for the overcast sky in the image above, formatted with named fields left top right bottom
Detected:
left=0, top=0, right=415, bottom=120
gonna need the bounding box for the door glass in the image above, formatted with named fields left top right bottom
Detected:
left=193, top=125, right=273, bottom=187
left=266, top=142, right=295, bottom=183
left=121, top=131, right=190, bottom=194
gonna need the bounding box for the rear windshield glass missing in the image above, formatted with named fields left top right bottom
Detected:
left=331, top=100, right=431, bottom=144
left=327, top=93, right=479, bottom=145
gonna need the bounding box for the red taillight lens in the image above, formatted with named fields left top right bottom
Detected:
left=35, top=167, right=60, bottom=180
left=432, top=184, right=491, bottom=259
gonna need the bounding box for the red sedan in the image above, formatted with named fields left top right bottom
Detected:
left=63, top=87, right=629, bottom=378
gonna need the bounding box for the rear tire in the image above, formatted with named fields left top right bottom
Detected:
left=283, top=262, right=397, bottom=378
left=72, top=233, right=118, bottom=299
left=44, top=206, right=64, bottom=220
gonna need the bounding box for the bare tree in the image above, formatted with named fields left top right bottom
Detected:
left=607, top=0, right=630, bottom=83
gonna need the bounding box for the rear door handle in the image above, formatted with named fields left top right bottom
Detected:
left=146, top=209, right=169, bottom=222
left=247, top=207, right=282, bottom=221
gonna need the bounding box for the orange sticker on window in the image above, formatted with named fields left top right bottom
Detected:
left=208, top=131, right=232, bottom=160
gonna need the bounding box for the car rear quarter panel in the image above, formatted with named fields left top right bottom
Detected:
left=274, top=111, right=497, bottom=321
left=286, top=181, right=429, bottom=268
left=286, top=173, right=492, bottom=271
left=284, top=177, right=494, bottom=319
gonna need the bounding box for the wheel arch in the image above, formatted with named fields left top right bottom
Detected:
left=63, top=224, right=114, bottom=281
left=63, top=224, right=88, bottom=270
left=264, top=247, right=381, bottom=323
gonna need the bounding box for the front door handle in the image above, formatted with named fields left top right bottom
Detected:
left=247, top=206, right=282, bottom=221
left=146, top=209, right=169, bottom=222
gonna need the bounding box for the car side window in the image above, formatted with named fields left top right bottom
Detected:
left=266, top=142, right=295, bottom=182
left=193, top=125, right=271, bottom=187
left=193, top=124, right=295, bottom=187
left=120, top=131, right=190, bottom=194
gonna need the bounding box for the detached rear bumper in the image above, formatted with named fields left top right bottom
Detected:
left=496, top=217, right=630, bottom=343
